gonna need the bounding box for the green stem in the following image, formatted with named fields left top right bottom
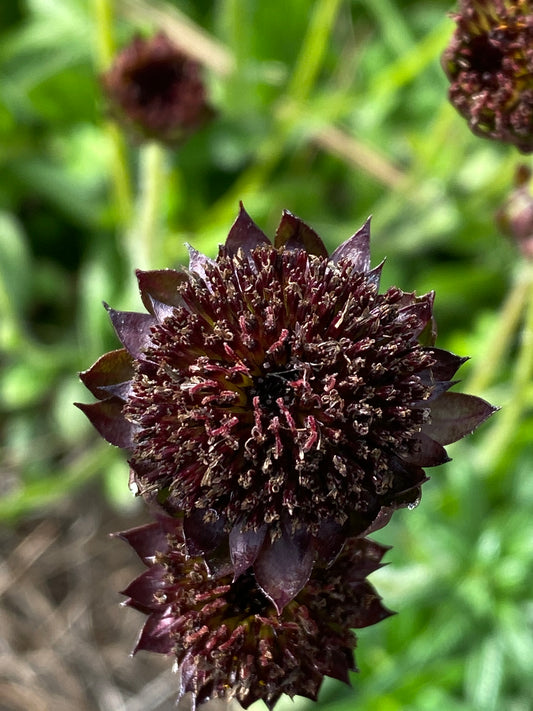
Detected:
left=93, top=0, right=115, bottom=67
left=109, top=124, right=135, bottom=229
left=130, top=142, right=166, bottom=271
left=481, top=260, right=533, bottom=475
left=364, top=0, right=415, bottom=55
left=468, top=264, right=530, bottom=394
left=92, top=0, right=134, bottom=228
left=287, top=0, right=344, bottom=103
left=0, top=284, right=24, bottom=351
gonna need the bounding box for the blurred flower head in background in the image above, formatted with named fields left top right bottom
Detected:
left=116, top=513, right=391, bottom=710
left=442, top=0, right=533, bottom=152
left=496, top=163, right=533, bottom=258
left=102, top=32, right=214, bottom=144
left=76, top=205, right=495, bottom=611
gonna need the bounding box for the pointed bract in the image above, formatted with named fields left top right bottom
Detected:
left=105, top=305, right=156, bottom=359
left=75, top=398, right=134, bottom=448
left=229, top=523, right=267, bottom=579
left=101, top=380, right=133, bottom=401
left=366, top=261, right=384, bottom=289
left=313, top=519, right=346, bottom=564
left=346, top=582, right=394, bottom=628
left=121, top=567, right=167, bottom=610
left=79, top=348, right=133, bottom=399
left=403, top=432, right=451, bottom=467
left=397, top=292, right=435, bottom=340
left=274, top=210, right=328, bottom=257
left=225, top=202, right=271, bottom=258
left=421, top=348, right=468, bottom=381
left=133, top=612, right=175, bottom=655
left=254, top=527, right=315, bottom=613
left=136, top=269, right=189, bottom=313
left=330, top=217, right=372, bottom=271
left=186, top=244, right=215, bottom=282
left=423, top=391, right=497, bottom=446
left=113, top=521, right=170, bottom=565
left=183, top=509, right=227, bottom=556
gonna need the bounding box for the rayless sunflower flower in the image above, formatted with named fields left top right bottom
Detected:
left=76, top=205, right=495, bottom=611
left=442, top=0, right=533, bottom=152
left=116, top=513, right=392, bottom=710
left=102, top=32, right=214, bottom=144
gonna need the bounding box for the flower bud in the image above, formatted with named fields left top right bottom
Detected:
left=102, top=32, right=214, bottom=144
left=442, top=1, right=533, bottom=152
left=496, top=164, right=533, bottom=258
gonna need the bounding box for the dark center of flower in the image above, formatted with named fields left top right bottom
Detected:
left=251, top=369, right=297, bottom=411
left=224, top=569, right=272, bottom=617
left=467, top=34, right=504, bottom=78
left=131, top=59, right=183, bottom=105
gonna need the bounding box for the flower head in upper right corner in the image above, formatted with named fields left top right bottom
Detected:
left=442, top=0, right=533, bottom=152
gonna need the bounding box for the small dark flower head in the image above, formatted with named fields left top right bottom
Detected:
left=115, top=514, right=392, bottom=710
left=76, top=205, right=495, bottom=610
left=496, top=164, right=533, bottom=258
left=442, top=0, right=533, bottom=152
left=102, top=32, right=214, bottom=144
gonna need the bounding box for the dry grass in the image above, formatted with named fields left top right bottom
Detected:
left=0, top=487, right=229, bottom=711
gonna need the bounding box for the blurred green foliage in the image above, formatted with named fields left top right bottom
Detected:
left=0, top=0, right=532, bottom=709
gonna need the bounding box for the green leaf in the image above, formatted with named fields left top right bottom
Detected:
left=464, top=636, right=504, bottom=711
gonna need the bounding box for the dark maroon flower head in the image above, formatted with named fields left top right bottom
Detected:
left=116, top=514, right=392, bottom=710
left=102, top=32, right=214, bottom=144
left=442, top=0, right=533, bottom=152
left=76, top=205, right=495, bottom=610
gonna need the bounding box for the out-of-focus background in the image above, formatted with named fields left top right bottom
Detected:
left=1, top=1, right=533, bottom=710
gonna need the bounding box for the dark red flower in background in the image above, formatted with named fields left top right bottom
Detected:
left=496, top=163, right=533, bottom=258
left=76, top=205, right=495, bottom=611
left=116, top=514, right=392, bottom=710
left=442, top=0, right=533, bottom=152
left=102, top=32, right=214, bottom=144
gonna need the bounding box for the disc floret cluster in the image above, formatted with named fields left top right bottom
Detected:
left=77, top=206, right=494, bottom=708
left=102, top=32, right=214, bottom=145
left=117, top=514, right=391, bottom=709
